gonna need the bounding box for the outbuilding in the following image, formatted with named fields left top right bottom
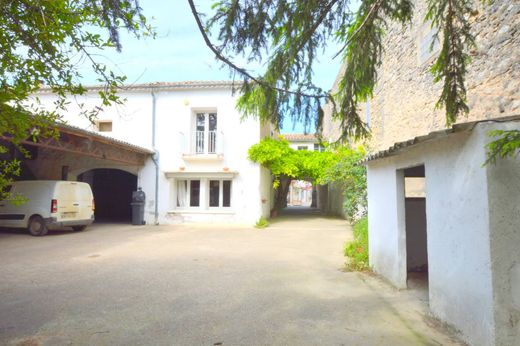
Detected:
left=364, top=117, right=520, bottom=346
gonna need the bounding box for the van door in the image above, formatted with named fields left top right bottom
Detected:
left=75, top=183, right=94, bottom=220
left=0, top=184, right=24, bottom=227
left=55, top=182, right=79, bottom=221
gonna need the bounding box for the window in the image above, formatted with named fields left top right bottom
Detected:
left=209, top=180, right=220, bottom=207
left=195, top=112, right=217, bottom=154
left=176, top=179, right=201, bottom=207
left=97, top=120, right=112, bottom=132
left=313, top=143, right=325, bottom=152
left=418, top=23, right=440, bottom=64
left=297, top=146, right=308, bottom=150
left=190, top=180, right=200, bottom=207
left=176, top=179, right=231, bottom=208
left=223, top=181, right=231, bottom=207
left=209, top=180, right=232, bottom=208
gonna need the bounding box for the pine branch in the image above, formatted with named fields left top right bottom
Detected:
left=426, top=0, right=475, bottom=125
left=187, top=0, right=330, bottom=100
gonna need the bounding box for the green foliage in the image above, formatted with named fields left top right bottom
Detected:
left=323, top=146, right=367, bottom=221
left=248, top=137, right=367, bottom=217
left=344, top=216, right=369, bottom=271
left=0, top=0, right=152, bottom=198
left=198, top=0, right=477, bottom=137
left=255, top=216, right=270, bottom=229
left=248, top=137, right=336, bottom=187
left=426, top=0, right=475, bottom=125
left=485, top=130, right=520, bottom=165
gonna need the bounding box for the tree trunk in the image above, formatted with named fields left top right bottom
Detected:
left=271, top=177, right=291, bottom=216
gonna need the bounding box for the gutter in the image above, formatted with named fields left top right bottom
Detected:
left=151, top=90, right=160, bottom=225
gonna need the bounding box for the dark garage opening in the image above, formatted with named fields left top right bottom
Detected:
left=402, top=165, right=429, bottom=296
left=78, top=169, right=137, bottom=223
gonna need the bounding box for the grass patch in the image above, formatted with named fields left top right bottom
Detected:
left=255, top=216, right=270, bottom=229
left=344, top=216, right=369, bottom=271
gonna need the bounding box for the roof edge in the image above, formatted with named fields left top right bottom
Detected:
left=35, top=80, right=243, bottom=94
left=363, top=115, right=520, bottom=164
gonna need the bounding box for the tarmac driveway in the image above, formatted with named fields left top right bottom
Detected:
left=0, top=212, right=461, bottom=345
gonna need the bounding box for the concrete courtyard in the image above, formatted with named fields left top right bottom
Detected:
left=0, top=211, right=462, bottom=345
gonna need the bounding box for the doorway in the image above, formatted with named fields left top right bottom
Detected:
left=78, top=169, right=137, bottom=223
left=402, top=165, right=428, bottom=295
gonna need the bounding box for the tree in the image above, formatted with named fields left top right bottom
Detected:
left=248, top=137, right=365, bottom=217
left=248, top=137, right=335, bottom=212
left=190, top=0, right=520, bottom=160
left=485, top=130, right=520, bottom=165
left=0, top=0, right=152, bottom=199
left=322, top=146, right=367, bottom=220
left=188, top=0, right=476, bottom=138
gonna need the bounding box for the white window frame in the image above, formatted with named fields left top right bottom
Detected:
left=417, top=22, right=440, bottom=64
left=193, top=112, right=218, bottom=154
left=174, top=177, right=232, bottom=210
left=175, top=178, right=202, bottom=209
left=207, top=179, right=232, bottom=209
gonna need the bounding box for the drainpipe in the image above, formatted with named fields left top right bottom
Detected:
left=151, top=90, right=159, bottom=225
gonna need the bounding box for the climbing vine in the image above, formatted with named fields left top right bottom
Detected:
left=248, top=137, right=366, bottom=219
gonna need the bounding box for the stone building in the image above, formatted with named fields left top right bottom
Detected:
left=323, top=0, right=519, bottom=151
left=322, top=1, right=519, bottom=345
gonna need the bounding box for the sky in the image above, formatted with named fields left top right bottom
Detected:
left=81, top=1, right=344, bottom=133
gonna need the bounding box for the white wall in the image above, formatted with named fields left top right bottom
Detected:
left=367, top=124, right=507, bottom=346
left=35, top=86, right=272, bottom=225
left=288, top=141, right=314, bottom=150
left=483, top=122, right=520, bottom=346
left=367, top=163, right=408, bottom=288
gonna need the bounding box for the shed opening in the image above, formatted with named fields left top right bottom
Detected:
left=401, top=165, right=429, bottom=295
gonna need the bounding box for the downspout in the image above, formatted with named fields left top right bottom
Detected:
left=151, top=90, right=159, bottom=225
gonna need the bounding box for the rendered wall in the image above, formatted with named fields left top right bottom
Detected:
left=367, top=162, right=407, bottom=288
left=36, top=86, right=270, bottom=225
left=367, top=124, right=502, bottom=345
left=484, top=122, right=520, bottom=345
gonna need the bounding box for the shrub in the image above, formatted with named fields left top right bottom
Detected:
left=255, top=216, right=270, bottom=229
left=344, top=216, right=369, bottom=271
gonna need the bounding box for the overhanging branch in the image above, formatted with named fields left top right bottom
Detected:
left=187, top=0, right=330, bottom=99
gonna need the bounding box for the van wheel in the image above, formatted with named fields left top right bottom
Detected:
left=72, top=226, right=87, bottom=232
left=28, top=216, right=48, bottom=236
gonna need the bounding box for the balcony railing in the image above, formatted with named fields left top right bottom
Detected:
left=195, top=130, right=218, bottom=154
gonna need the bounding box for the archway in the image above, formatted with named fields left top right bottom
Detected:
left=78, top=169, right=137, bottom=223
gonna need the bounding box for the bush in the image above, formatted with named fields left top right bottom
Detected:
left=344, top=216, right=369, bottom=271
left=255, top=216, right=270, bottom=229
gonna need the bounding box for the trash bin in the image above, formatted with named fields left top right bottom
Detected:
left=131, top=187, right=146, bottom=225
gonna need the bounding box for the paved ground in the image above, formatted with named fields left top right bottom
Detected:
left=0, top=208, right=462, bottom=345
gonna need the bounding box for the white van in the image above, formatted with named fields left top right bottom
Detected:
left=0, top=180, right=95, bottom=236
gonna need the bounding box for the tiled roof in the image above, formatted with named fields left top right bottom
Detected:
left=282, top=133, right=317, bottom=142
left=58, top=123, right=154, bottom=154
left=362, top=115, right=520, bottom=163
left=37, top=80, right=242, bottom=94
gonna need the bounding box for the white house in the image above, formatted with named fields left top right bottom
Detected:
left=282, top=134, right=323, bottom=208
left=34, top=81, right=275, bottom=225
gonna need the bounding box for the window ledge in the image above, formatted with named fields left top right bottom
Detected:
left=168, top=209, right=235, bottom=215
left=182, top=153, right=224, bottom=161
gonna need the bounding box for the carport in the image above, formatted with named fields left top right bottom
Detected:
left=7, top=123, right=152, bottom=223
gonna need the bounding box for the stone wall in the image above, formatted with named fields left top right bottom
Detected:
left=323, top=0, right=520, bottom=152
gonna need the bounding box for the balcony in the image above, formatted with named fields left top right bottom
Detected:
left=180, top=130, right=224, bottom=161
